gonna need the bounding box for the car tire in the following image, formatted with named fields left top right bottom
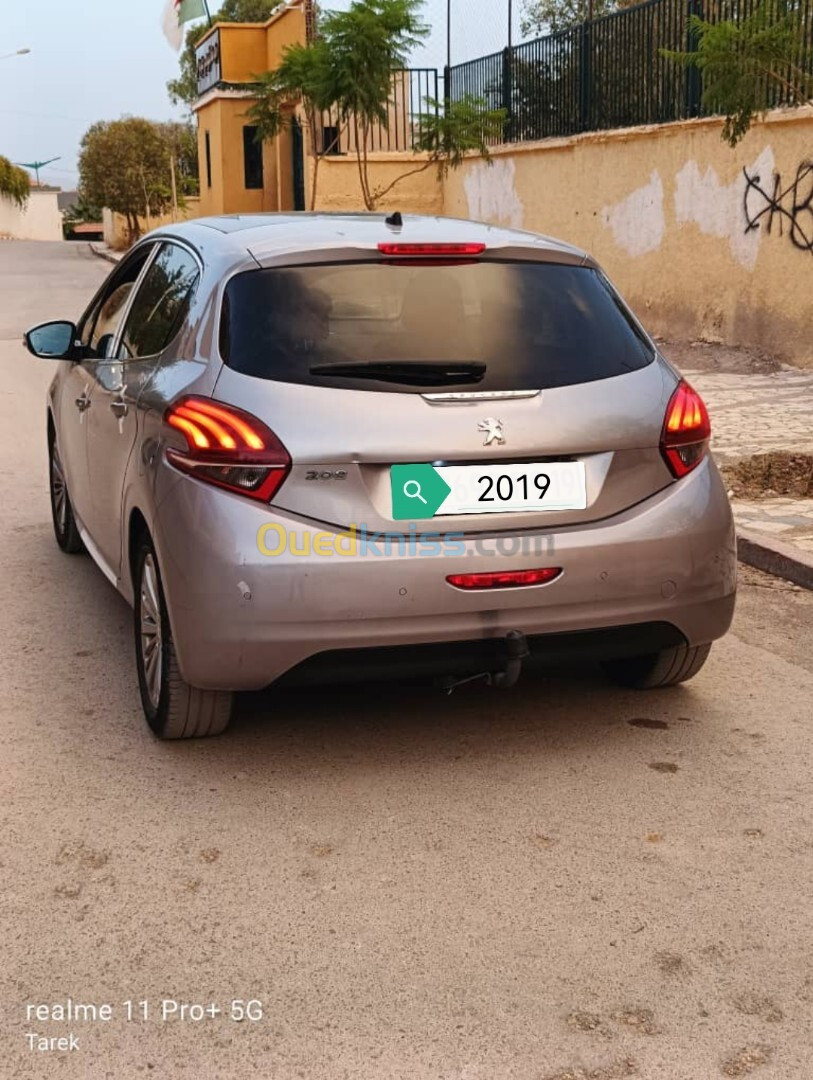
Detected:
left=602, top=642, right=711, bottom=689
left=49, top=436, right=84, bottom=554
left=134, top=537, right=233, bottom=739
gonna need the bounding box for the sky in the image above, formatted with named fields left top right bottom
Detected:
left=1, top=0, right=523, bottom=190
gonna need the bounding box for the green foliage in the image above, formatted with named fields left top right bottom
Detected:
left=521, top=0, right=616, bottom=35
left=167, top=0, right=283, bottom=109
left=251, top=0, right=435, bottom=209
left=362, top=93, right=506, bottom=206
left=62, top=192, right=102, bottom=227
left=247, top=38, right=340, bottom=209
left=78, top=118, right=181, bottom=241
left=218, top=0, right=281, bottom=18
left=167, top=24, right=211, bottom=108
left=62, top=191, right=103, bottom=240
left=319, top=0, right=429, bottom=131
left=158, top=121, right=201, bottom=195
left=247, top=39, right=336, bottom=143
left=414, top=96, right=506, bottom=179
left=248, top=0, right=503, bottom=209
left=664, top=0, right=813, bottom=146
left=0, top=155, right=30, bottom=209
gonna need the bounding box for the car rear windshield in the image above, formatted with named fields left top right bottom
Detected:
left=219, top=261, right=654, bottom=393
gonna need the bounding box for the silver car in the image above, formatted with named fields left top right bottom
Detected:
left=24, top=214, right=736, bottom=738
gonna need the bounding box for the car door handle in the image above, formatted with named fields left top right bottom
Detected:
left=110, top=398, right=129, bottom=418
left=74, top=394, right=91, bottom=412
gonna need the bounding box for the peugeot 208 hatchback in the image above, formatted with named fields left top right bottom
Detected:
left=24, top=214, right=736, bottom=738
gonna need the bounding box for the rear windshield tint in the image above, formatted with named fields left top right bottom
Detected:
left=220, top=261, right=654, bottom=393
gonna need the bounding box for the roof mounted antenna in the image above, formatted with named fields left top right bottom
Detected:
left=384, top=211, right=403, bottom=228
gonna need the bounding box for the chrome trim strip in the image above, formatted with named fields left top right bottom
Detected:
left=421, top=390, right=541, bottom=404
left=77, top=522, right=118, bottom=588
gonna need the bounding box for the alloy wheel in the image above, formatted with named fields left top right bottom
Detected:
left=139, top=554, right=163, bottom=710
left=51, top=444, right=67, bottom=535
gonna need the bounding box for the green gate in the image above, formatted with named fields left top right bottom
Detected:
left=291, top=118, right=306, bottom=212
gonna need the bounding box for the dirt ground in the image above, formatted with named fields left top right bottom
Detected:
left=720, top=453, right=813, bottom=499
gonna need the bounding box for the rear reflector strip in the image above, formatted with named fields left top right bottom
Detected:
left=446, top=567, right=562, bottom=590
left=378, top=242, right=486, bottom=257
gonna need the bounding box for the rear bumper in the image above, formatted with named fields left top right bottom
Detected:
left=153, top=457, right=736, bottom=691
left=277, top=621, right=697, bottom=686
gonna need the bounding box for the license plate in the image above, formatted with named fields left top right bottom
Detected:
left=390, top=461, right=587, bottom=518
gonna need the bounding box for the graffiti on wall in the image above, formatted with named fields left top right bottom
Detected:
left=743, top=161, right=813, bottom=254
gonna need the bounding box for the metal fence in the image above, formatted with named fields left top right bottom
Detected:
left=447, top=0, right=813, bottom=143
left=320, top=68, right=442, bottom=153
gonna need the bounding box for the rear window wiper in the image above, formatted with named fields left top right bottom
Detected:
left=308, top=361, right=486, bottom=387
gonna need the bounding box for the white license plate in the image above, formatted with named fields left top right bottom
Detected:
left=436, top=461, right=587, bottom=515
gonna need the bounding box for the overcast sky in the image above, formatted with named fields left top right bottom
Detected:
left=1, top=0, right=522, bottom=190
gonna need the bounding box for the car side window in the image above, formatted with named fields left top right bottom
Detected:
left=116, top=243, right=200, bottom=361
left=77, top=246, right=155, bottom=360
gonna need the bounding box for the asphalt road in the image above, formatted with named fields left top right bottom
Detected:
left=2, top=241, right=813, bottom=1080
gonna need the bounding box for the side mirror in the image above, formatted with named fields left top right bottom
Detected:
left=24, top=321, right=77, bottom=360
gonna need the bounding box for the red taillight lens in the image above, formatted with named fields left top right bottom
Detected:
left=377, top=242, right=486, bottom=257
left=165, top=396, right=291, bottom=502
left=446, top=567, right=562, bottom=590
left=660, top=380, right=711, bottom=479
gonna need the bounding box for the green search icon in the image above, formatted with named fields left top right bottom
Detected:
left=390, top=464, right=451, bottom=519
left=403, top=480, right=427, bottom=505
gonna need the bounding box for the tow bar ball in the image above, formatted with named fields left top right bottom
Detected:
left=439, top=629, right=530, bottom=694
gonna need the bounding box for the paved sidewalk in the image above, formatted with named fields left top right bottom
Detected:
left=676, top=362, right=813, bottom=555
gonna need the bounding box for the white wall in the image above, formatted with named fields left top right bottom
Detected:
left=0, top=191, right=62, bottom=242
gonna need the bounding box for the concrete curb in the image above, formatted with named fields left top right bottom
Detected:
left=737, top=527, right=813, bottom=590
left=89, top=243, right=121, bottom=265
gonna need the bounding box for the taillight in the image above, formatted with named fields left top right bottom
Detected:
left=165, top=396, right=291, bottom=502
left=660, top=380, right=711, bottom=479
left=377, top=242, right=486, bottom=257
left=446, top=567, right=562, bottom=590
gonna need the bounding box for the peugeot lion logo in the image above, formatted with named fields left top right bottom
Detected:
left=478, top=417, right=505, bottom=446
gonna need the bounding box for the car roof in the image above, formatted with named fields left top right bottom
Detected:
left=147, top=213, right=592, bottom=269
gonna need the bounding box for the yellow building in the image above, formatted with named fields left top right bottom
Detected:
left=192, top=2, right=311, bottom=216
left=191, top=1, right=444, bottom=217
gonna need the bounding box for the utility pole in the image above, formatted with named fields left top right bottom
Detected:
left=446, top=0, right=451, bottom=72
left=508, top=0, right=513, bottom=50
left=170, top=153, right=179, bottom=223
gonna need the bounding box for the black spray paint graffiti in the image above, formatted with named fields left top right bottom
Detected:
left=743, top=160, right=813, bottom=254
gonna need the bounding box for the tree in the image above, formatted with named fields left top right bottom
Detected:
left=249, top=0, right=503, bottom=210
left=665, top=0, right=813, bottom=146
left=318, top=0, right=429, bottom=209
left=167, top=0, right=283, bottom=109
left=78, top=119, right=178, bottom=243
left=371, top=94, right=506, bottom=198
left=159, top=121, right=201, bottom=196
left=0, top=156, right=30, bottom=208
left=521, top=0, right=617, bottom=35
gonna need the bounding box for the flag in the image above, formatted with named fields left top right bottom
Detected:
left=162, top=0, right=207, bottom=51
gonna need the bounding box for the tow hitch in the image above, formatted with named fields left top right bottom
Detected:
left=438, top=630, right=529, bottom=694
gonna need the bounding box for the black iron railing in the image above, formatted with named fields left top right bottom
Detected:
left=320, top=68, right=441, bottom=154
left=447, top=0, right=813, bottom=143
